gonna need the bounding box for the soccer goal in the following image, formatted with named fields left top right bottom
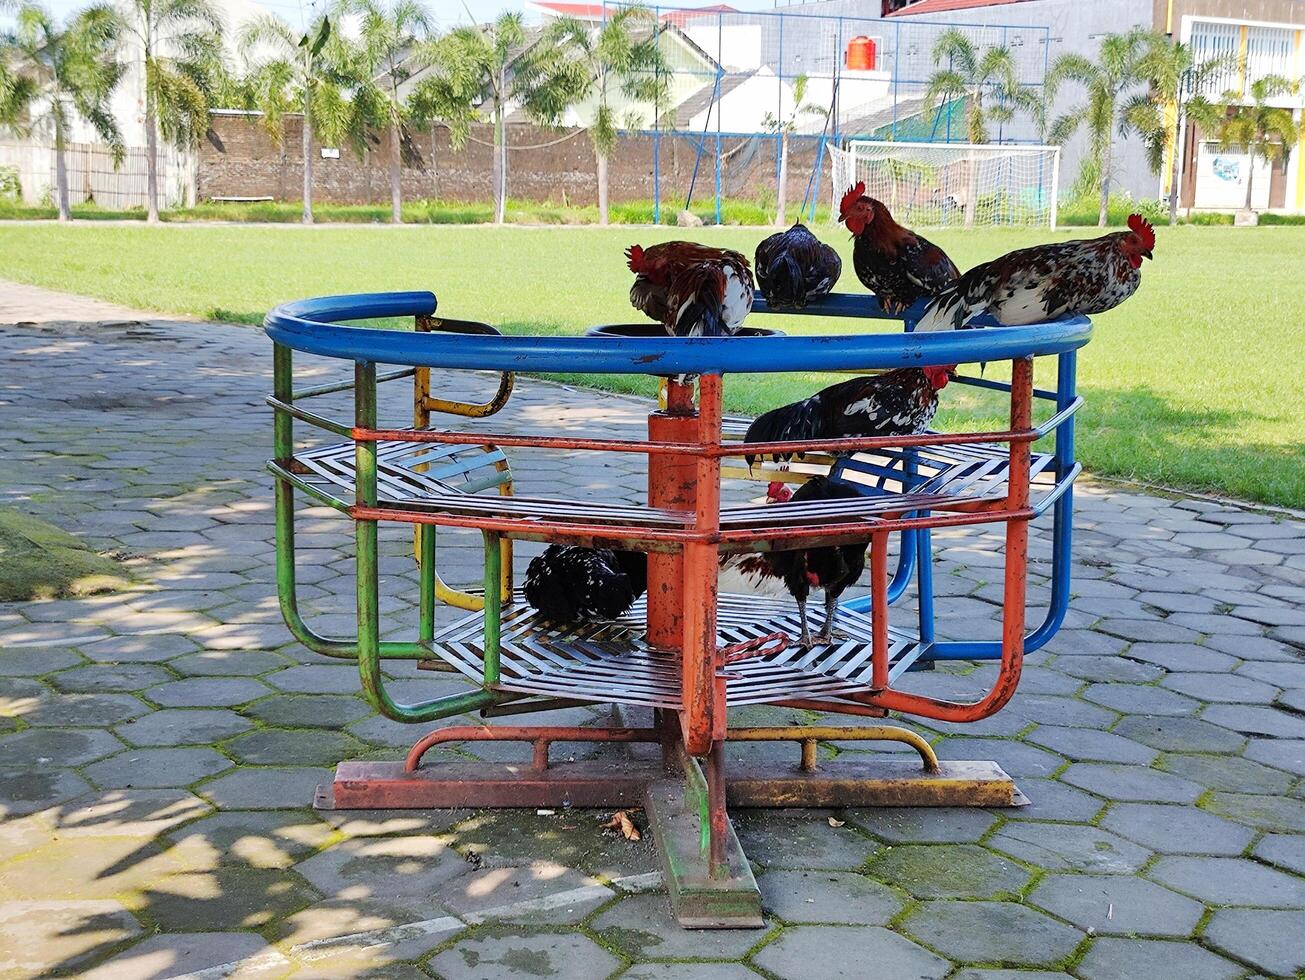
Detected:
left=830, top=141, right=1061, bottom=229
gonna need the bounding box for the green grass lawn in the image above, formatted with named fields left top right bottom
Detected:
left=0, top=222, right=1301, bottom=508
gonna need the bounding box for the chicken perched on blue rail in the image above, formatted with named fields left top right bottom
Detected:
left=524, top=546, right=648, bottom=624
left=754, top=223, right=842, bottom=310
left=914, top=213, right=1156, bottom=332
left=626, top=241, right=754, bottom=337
left=742, top=365, right=954, bottom=466
left=726, top=479, right=869, bottom=647
left=839, top=182, right=959, bottom=315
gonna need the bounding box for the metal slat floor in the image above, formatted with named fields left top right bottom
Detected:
left=427, top=592, right=921, bottom=709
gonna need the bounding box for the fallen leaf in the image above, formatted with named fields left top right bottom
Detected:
left=827, top=817, right=845, bottom=828
left=602, top=810, right=642, bottom=842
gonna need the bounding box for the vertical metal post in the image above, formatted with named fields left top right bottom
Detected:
left=354, top=360, right=383, bottom=707
left=999, top=357, right=1034, bottom=690
left=483, top=531, right=502, bottom=686
left=647, top=380, right=698, bottom=650
left=707, top=738, right=729, bottom=876
left=419, top=525, right=436, bottom=644
left=870, top=531, right=890, bottom=690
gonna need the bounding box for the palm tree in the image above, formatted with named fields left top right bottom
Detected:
left=547, top=6, right=665, bottom=225
left=0, top=32, right=38, bottom=131
left=1047, top=28, right=1152, bottom=227
left=329, top=0, right=429, bottom=224
left=8, top=2, right=124, bottom=221
left=427, top=12, right=579, bottom=224
left=238, top=13, right=337, bottom=224
left=1194, top=74, right=1303, bottom=216
left=922, top=28, right=1041, bottom=226
left=1121, top=36, right=1228, bottom=225
left=120, top=0, right=223, bottom=223
left=762, top=72, right=828, bottom=226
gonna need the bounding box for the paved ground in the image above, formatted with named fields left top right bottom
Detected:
left=1, top=279, right=1304, bottom=979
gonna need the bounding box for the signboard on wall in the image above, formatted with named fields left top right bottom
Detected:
left=1195, top=142, right=1270, bottom=210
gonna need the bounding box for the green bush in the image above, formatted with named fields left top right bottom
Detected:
left=1060, top=193, right=1166, bottom=227
left=0, top=167, right=21, bottom=202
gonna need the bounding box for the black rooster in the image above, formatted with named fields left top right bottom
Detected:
left=743, top=366, right=953, bottom=466
left=754, top=223, right=842, bottom=310
left=838, top=182, right=959, bottom=314
left=730, top=477, right=869, bottom=646
left=524, top=546, right=648, bottom=624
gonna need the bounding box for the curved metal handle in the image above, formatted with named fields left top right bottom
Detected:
left=416, top=314, right=514, bottom=419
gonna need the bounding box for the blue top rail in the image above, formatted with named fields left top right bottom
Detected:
left=264, top=291, right=1092, bottom=376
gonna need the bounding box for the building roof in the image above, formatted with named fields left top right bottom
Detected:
left=526, top=2, right=739, bottom=25
left=887, top=0, right=1031, bottom=17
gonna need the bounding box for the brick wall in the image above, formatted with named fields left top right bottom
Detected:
left=198, top=112, right=833, bottom=212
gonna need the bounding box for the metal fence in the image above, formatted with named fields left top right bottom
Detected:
left=0, top=140, right=195, bottom=210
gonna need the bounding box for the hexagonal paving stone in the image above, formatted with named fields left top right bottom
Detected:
left=162, top=810, right=335, bottom=869
left=1147, top=856, right=1305, bottom=907
left=198, top=766, right=332, bottom=809
left=52, top=789, right=211, bottom=837
left=115, top=708, right=252, bottom=746
left=23, top=693, right=148, bottom=727
left=79, top=633, right=200, bottom=663
left=902, top=901, right=1081, bottom=966
left=1244, top=738, right=1305, bottom=776
left=952, top=972, right=1073, bottom=980
left=1098, top=802, right=1255, bottom=856
left=997, top=778, right=1105, bottom=823
left=0, top=728, right=125, bottom=767
left=1076, top=938, right=1241, bottom=980
left=622, top=966, right=762, bottom=980
left=294, top=835, right=467, bottom=910
left=868, top=843, right=1029, bottom=899
left=0, top=646, right=83, bottom=676
left=224, top=728, right=365, bottom=767
left=757, top=869, right=902, bottom=925
left=0, top=768, right=92, bottom=818
left=1123, top=643, right=1238, bottom=673
left=1160, top=672, right=1281, bottom=704
left=144, top=866, right=321, bottom=930
left=1111, top=716, right=1246, bottom=754
left=1028, top=874, right=1203, bottom=937
left=168, top=650, right=289, bottom=676
left=934, top=738, right=1065, bottom=777
left=850, top=807, right=997, bottom=844
left=1254, top=833, right=1305, bottom=875
left=1024, top=727, right=1157, bottom=764
left=428, top=930, right=620, bottom=980
left=1079, top=683, right=1199, bottom=717
left=50, top=664, right=172, bottom=693
left=0, top=835, right=181, bottom=900
left=755, top=924, right=948, bottom=980
left=1158, top=753, right=1295, bottom=794
left=144, top=677, right=270, bottom=708
left=243, top=694, right=373, bottom=729
left=0, top=900, right=142, bottom=976
left=83, top=747, right=232, bottom=789
left=1202, top=703, right=1305, bottom=739
left=1058, top=763, right=1203, bottom=803
left=734, top=811, right=877, bottom=870
left=989, top=822, right=1150, bottom=873
left=1203, top=908, right=1305, bottom=977
left=80, top=931, right=289, bottom=980
left=436, top=862, right=611, bottom=924
left=265, top=665, right=363, bottom=694
left=1202, top=791, right=1305, bottom=831
left=1052, top=656, right=1163, bottom=684
left=1006, top=694, right=1117, bottom=729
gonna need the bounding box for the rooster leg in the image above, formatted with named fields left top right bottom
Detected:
left=796, top=597, right=813, bottom=648
left=814, top=590, right=838, bottom=644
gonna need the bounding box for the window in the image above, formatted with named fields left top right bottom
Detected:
left=1245, top=25, right=1294, bottom=88
left=1189, top=20, right=1239, bottom=96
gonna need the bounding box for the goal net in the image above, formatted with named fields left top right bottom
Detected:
left=830, top=142, right=1060, bottom=229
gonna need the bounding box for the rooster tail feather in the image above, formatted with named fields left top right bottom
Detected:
left=763, top=252, right=807, bottom=309
left=913, top=281, right=974, bottom=333
left=676, top=294, right=726, bottom=338
left=743, top=395, right=823, bottom=465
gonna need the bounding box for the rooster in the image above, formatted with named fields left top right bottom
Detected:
left=754, top=223, right=842, bottom=310
left=524, top=545, right=647, bottom=624
left=626, top=242, right=754, bottom=336
left=725, top=478, right=868, bottom=647
left=839, top=182, right=959, bottom=314
left=915, top=213, right=1156, bottom=333
left=742, top=366, right=954, bottom=466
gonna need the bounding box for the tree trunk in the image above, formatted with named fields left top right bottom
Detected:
left=389, top=120, right=402, bottom=224
left=494, top=90, right=507, bottom=225
left=1097, top=137, right=1112, bottom=227
left=145, top=84, right=160, bottom=223
left=963, top=156, right=977, bottom=228
left=597, top=149, right=608, bottom=225
left=775, top=131, right=789, bottom=227
left=302, top=99, right=314, bottom=225
left=1244, top=155, right=1255, bottom=212
left=54, top=119, right=70, bottom=222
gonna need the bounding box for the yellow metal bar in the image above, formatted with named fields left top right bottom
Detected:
left=728, top=725, right=939, bottom=773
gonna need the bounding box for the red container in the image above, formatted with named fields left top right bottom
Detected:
left=845, top=35, right=877, bottom=71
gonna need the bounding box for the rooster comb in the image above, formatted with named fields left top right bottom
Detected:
left=1127, top=214, right=1155, bottom=251
left=625, top=244, right=644, bottom=273
left=839, top=181, right=866, bottom=217
left=766, top=480, right=793, bottom=502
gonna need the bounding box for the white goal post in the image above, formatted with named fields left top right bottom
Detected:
left=830, top=141, right=1061, bottom=229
